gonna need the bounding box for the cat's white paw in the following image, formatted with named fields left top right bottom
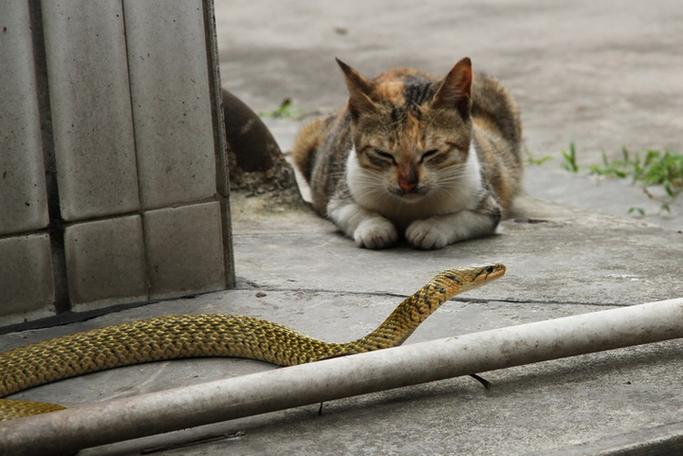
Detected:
left=353, top=218, right=398, bottom=249
left=405, top=219, right=451, bottom=250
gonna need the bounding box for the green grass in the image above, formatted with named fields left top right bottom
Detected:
left=588, top=148, right=682, bottom=213
left=555, top=144, right=682, bottom=215
left=590, top=148, right=682, bottom=194
left=259, top=98, right=304, bottom=119
left=524, top=147, right=553, bottom=166
left=628, top=207, right=646, bottom=217
left=560, top=142, right=579, bottom=173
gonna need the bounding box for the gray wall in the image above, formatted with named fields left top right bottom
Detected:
left=0, top=0, right=234, bottom=327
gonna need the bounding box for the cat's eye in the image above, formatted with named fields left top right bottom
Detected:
left=419, top=149, right=440, bottom=163
left=371, top=149, right=396, bottom=163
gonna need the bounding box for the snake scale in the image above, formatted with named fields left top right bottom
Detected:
left=0, top=264, right=505, bottom=421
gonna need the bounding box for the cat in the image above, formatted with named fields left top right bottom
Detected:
left=292, top=57, right=523, bottom=249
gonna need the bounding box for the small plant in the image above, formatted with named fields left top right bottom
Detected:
left=588, top=148, right=682, bottom=214
left=588, top=149, right=631, bottom=179
left=260, top=98, right=303, bottom=119
left=560, top=142, right=579, bottom=173
left=639, top=150, right=683, bottom=197
left=525, top=148, right=553, bottom=166
left=628, top=207, right=645, bottom=217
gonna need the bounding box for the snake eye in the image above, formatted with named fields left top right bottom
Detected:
left=485, top=266, right=494, bottom=274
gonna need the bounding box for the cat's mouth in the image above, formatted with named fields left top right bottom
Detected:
left=400, top=193, right=425, bottom=203
left=389, top=187, right=429, bottom=202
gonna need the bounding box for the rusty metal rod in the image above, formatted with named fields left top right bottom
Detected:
left=1, top=298, right=682, bottom=455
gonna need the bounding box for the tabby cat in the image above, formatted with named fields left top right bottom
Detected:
left=292, top=57, right=522, bottom=249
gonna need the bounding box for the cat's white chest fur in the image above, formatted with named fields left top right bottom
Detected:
left=346, top=143, right=484, bottom=227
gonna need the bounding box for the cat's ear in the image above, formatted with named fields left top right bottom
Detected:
left=336, top=58, right=377, bottom=118
left=432, top=57, right=472, bottom=119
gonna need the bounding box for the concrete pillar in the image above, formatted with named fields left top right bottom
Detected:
left=0, top=0, right=234, bottom=328
left=0, top=1, right=55, bottom=324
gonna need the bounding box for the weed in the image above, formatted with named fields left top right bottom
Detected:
left=260, top=98, right=303, bottom=119
left=588, top=148, right=682, bottom=214
left=628, top=207, right=645, bottom=217
left=560, top=142, right=579, bottom=173
left=589, top=148, right=682, bottom=193
left=525, top=147, right=553, bottom=166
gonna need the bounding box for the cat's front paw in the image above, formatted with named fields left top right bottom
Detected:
left=405, top=219, right=451, bottom=250
left=353, top=218, right=398, bottom=249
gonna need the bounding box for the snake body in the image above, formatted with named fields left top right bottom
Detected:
left=0, top=264, right=505, bottom=421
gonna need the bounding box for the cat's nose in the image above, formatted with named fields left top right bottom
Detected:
left=398, top=179, right=417, bottom=193
left=397, top=164, right=419, bottom=193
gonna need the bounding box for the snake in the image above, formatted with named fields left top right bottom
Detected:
left=0, top=264, right=505, bottom=421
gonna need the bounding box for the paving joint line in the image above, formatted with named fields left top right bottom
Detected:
left=0, top=285, right=626, bottom=337
left=232, top=283, right=625, bottom=308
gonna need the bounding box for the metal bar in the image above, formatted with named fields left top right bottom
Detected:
left=1, top=298, right=682, bottom=455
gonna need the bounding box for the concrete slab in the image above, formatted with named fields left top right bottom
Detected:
left=0, top=1, right=50, bottom=235
left=42, top=0, right=141, bottom=221
left=64, top=215, right=147, bottom=311
left=125, top=0, right=218, bottom=209
left=0, top=234, right=55, bottom=323
left=232, top=199, right=683, bottom=308
left=144, top=201, right=227, bottom=299
left=1, top=194, right=682, bottom=454
left=545, top=421, right=683, bottom=456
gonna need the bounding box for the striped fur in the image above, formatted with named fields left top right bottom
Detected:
left=292, top=57, right=523, bottom=249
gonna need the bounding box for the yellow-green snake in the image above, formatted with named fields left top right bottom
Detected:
left=0, top=264, right=505, bottom=421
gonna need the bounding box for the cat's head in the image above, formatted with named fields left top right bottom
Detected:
left=338, top=57, right=473, bottom=202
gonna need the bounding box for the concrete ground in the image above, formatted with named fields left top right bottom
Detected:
left=216, top=0, right=683, bottom=230
left=216, top=0, right=683, bottom=159
left=2, top=1, right=683, bottom=455
left=2, top=196, right=682, bottom=455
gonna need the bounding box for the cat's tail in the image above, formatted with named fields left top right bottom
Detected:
left=291, top=116, right=329, bottom=182
left=471, top=73, right=523, bottom=162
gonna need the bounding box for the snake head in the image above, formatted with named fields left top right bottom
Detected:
left=441, top=263, right=506, bottom=292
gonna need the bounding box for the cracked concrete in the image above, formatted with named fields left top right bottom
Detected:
left=1, top=194, right=682, bottom=455
left=232, top=197, right=682, bottom=307
left=1, top=1, right=682, bottom=454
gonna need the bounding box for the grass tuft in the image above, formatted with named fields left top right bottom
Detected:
left=585, top=146, right=682, bottom=214
left=541, top=143, right=683, bottom=215
left=560, top=142, right=579, bottom=173
left=589, top=148, right=682, bottom=206
left=259, top=98, right=304, bottom=119
left=524, top=147, right=553, bottom=166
